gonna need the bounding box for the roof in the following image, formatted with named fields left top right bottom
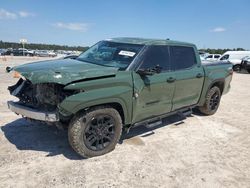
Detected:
left=223, top=51, right=250, bottom=54
left=107, top=37, right=195, bottom=47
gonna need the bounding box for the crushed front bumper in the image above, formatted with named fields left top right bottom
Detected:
left=7, top=101, right=59, bottom=122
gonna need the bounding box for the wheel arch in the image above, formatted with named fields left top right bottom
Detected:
left=209, top=79, right=225, bottom=94
left=79, top=102, right=126, bottom=125
left=59, top=99, right=130, bottom=125
left=198, top=78, right=225, bottom=106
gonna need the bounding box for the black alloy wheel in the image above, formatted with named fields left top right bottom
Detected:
left=84, top=115, right=115, bottom=151
left=209, top=91, right=220, bottom=111
left=198, top=86, right=221, bottom=115
left=68, top=106, right=122, bottom=158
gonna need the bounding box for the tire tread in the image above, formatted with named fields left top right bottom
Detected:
left=68, top=106, right=122, bottom=158
left=199, top=86, right=221, bottom=115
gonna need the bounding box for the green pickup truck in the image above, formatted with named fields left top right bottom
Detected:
left=7, top=38, right=233, bottom=158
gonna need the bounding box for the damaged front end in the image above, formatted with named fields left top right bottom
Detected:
left=7, top=78, right=77, bottom=122
left=6, top=58, right=118, bottom=123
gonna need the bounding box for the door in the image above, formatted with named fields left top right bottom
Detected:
left=132, top=46, right=175, bottom=123
left=170, top=46, right=204, bottom=110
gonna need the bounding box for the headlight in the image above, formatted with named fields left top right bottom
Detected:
left=13, top=71, right=26, bottom=80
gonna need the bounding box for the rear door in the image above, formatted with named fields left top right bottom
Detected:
left=132, top=45, right=175, bottom=123
left=170, top=46, right=204, bottom=110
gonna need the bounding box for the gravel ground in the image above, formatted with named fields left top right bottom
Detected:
left=0, top=56, right=250, bottom=188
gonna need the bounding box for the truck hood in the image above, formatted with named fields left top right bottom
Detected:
left=12, top=59, right=118, bottom=85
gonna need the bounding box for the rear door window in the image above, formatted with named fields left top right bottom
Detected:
left=170, top=46, right=197, bottom=70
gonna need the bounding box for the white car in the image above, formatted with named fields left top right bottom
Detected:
left=205, top=54, right=221, bottom=61
left=35, top=50, right=57, bottom=57
left=47, top=51, right=57, bottom=57
left=18, top=48, right=34, bottom=54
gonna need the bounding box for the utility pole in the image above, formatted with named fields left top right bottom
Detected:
left=20, top=38, right=27, bottom=56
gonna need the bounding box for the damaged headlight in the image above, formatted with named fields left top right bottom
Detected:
left=13, top=71, right=26, bottom=80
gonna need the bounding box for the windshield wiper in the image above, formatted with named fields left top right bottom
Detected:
left=76, top=58, right=94, bottom=64
left=76, top=58, right=114, bottom=68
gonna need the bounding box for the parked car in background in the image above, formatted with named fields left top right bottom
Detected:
left=205, top=54, right=221, bottom=61
left=35, top=50, right=57, bottom=57
left=0, top=49, right=7, bottom=55
left=47, top=51, right=57, bottom=57
left=199, top=51, right=209, bottom=61
left=18, top=48, right=34, bottom=54
left=219, top=51, right=250, bottom=71
left=3, top=49, right=34, bottom=56
left=241, top=56, right=250, bottom=73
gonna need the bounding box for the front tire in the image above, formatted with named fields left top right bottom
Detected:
left=198, top=86, right=221, bottom=115
left=68, top=106, right=122, bottom=158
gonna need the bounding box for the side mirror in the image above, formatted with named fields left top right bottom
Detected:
left=137, top=65, right=162, bottom=76
left=6, top=66, right=12, bottom=73
left=152, top=64, right=162, bottom=73
left=137, top=69, right=155, bottom=76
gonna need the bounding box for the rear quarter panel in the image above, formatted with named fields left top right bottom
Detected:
left=198, top=62, right=233, bottom=106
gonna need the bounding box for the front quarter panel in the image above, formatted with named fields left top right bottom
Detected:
left=59, top=72, right=133, bottom=124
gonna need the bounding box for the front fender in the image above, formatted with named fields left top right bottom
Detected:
left=58, top=86, right=133, bottom=124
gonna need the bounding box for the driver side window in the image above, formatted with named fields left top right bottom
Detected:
left=220, top=54, right=229, bottom=60
left=139, top=46, right=170, bottom=72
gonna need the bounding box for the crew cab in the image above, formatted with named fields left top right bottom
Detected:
left=6, top=38, right=233, bottom=158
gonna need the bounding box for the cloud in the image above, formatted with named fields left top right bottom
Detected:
left=0, top=9, right=34, bottom=20
left=0, top=9, right=17, bottom=20
left=53, top=22, right=89, bottom=32
left=210, top=27, right=226, bottom=32
left=18, top=11, right=34, bottom=18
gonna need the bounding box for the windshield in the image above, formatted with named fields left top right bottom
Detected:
left=77, top=41, right=144, bottom=70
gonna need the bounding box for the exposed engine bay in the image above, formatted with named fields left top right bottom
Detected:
left=8, top=79, right=77, bottom=112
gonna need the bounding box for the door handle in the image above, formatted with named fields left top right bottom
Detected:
left=167, top=77, right=176, bottom=83
left=196, top=73, right=203, bottom=78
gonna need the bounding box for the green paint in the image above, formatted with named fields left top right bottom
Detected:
left=10, top=38, right=233, bottom=125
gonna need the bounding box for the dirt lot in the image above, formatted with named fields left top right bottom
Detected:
left=0, top=56, right=249, bottom=188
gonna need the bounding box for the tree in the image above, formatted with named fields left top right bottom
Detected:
left=0, top=41, right=89, bottom=52
left=199, top=48, right=246, bottom=54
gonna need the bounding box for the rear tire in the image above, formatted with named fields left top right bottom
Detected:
left=68, top=106, right=122, bottom=158
left=198, top=86, right=221, bottom=115
left=233, top=64, right=241, bottom=72
left=247, top=69, right=250, bottom=74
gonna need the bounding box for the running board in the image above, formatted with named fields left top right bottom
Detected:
left=145, top=119, right=162, bottom=128
left=128, top=107, right=193, bottom=133
left=179, top=108, right=192, bottom=117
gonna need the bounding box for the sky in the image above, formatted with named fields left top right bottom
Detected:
left=0, top=0, right=249, bottom=49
